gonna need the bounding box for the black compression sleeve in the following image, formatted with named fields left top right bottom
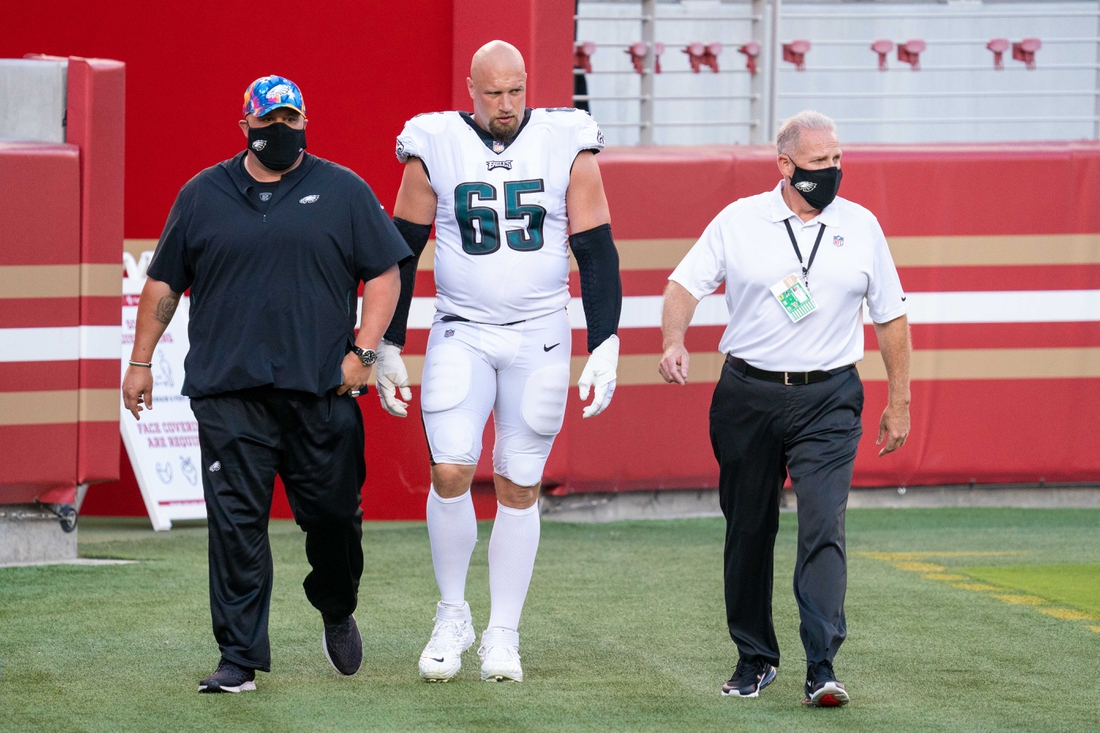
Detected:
left=569, top=223, right=622, bottom=353
left=383, top=217, right=432, bottom=348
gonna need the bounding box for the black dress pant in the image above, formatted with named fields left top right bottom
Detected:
left=709, top=360, right=863, bottom=668
left=191, top=387, right=366, bottom=671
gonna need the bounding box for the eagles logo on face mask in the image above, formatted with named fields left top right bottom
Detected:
left=789, top=164, right=842, bottom=210
left=247, top=122, right=306, bottom=172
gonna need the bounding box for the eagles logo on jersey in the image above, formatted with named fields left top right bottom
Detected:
left=396, top=108, right=604, bottom=325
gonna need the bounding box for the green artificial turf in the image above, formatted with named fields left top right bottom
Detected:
left=1, top=509, right=1098, bottom=732
left=957, top=564, right=1100, bottom=617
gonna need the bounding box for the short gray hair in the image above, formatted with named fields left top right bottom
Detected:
left=776, top=110, right=837, bottom=157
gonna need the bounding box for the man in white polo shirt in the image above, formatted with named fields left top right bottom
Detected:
left=659, top=110, right=911, bottom=707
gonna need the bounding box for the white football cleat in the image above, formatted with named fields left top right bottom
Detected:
left=418, top=601, right=475, bottom=682
left=478, top=627, right=523, bottom=682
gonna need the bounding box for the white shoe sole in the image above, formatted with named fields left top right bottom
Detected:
left=803, top=681, right=850, bottom=707
left=198, top=680, right=256, bottom=693
left=480, top=659, right=523, bottom=683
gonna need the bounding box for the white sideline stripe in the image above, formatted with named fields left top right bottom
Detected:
left=81, top=325, right=122, bottom=358
left=395, top=290, right=1100, bottom=330
left=0, top=326, right=122, bottom=362
left=885, top=290, right=1100, bottom=325
left=7, top=290, right=1095, bottom=362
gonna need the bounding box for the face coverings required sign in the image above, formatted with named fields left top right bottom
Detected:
left=120, top=255, right=206, bottom=530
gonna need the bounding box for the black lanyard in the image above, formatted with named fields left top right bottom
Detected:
left=783, top=220, right=826, bottom=287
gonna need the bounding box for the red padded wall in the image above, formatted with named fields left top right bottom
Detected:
left=14, top=5, right=1095, bottom=521
left=0, top=144, right=82, bottom=503
left=0, top=0, right=455, bottom=237
left=451, top=0, right=575, bottom=109
left=67, top=57, right=126, bottom=484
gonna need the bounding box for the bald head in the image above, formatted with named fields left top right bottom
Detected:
left=468, top=40, right=527, bottom=140
left=471, top=40, right=526, bottom=81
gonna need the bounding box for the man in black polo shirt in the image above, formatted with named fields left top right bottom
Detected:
left=121, top=76, right=411, bottom=693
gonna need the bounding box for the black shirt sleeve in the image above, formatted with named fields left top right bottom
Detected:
left=146, top=178, right=198, bottom=293
left=351, top=180, right=413, bottom=282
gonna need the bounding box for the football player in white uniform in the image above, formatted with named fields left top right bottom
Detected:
left=377, top=40, right=622, bottom=683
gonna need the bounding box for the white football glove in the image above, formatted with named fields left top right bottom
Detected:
left=577, top=334, right=619, bottom=419
left=375, top=340, right=412, bottom=417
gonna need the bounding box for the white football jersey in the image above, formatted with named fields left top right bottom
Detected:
left=396, top=108, right=604, bottom=324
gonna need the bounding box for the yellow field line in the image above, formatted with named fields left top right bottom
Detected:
left=864, top=551, right=1099, bottom=634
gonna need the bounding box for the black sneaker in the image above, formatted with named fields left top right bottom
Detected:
left=721, top=656, right=777, bottom=697
left=802, top=660, right=849, bottom=707
left=322, top=613, right=362, bottom=675
left=198, top=658, right=256, bottom=693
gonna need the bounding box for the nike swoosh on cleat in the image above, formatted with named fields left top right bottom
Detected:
left=543, top=343, right=560, bottom=352
left=431, top=657, right=445, bottom=663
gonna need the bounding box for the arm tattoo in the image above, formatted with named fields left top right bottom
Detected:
left=153, top=293, right=181, bottom=325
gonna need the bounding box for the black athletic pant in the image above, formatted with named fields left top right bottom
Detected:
left=191, top=387, right=366, bottom=672
left=709, top=360, right=863, bottom=668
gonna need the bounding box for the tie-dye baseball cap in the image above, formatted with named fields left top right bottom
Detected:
left=242, top=75, right=306, bottom=118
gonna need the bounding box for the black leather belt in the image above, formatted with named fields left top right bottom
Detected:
left=725, top=355, right=851, bottom=386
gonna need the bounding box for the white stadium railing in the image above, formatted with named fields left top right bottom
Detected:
left=574, top=0, right=1100, bottom=145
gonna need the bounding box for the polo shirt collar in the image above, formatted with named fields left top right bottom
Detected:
left=225, top=150, right=316, bottom=197
left=768, top=180, right=840, bottom=227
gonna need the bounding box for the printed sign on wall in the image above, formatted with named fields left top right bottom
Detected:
left=120, top=264, right=205, bottom=530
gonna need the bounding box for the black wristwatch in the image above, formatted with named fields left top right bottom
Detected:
left=352, top=346, right=377, bottom=366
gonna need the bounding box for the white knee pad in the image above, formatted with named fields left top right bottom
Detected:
left=421, top=343, right=471, bottom=414
left=497, top=437, right=552, bottom=488
left=520, top=364, right=570, bottom=436
left=426, top=414, right=479, bottom=464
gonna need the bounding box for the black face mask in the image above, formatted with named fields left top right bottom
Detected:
left=789, top=165, right=842, bottom=210
left=247, top=122, right=306, bottom=171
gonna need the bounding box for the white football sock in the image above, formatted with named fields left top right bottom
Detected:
left=487, top=501, right=541, bottom=632
left=426, top=486, right=478, bottom=606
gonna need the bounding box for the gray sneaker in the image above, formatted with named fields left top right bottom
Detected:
left=322, top=613, right=362, bottom=675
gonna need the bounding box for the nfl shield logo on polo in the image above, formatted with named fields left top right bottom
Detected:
left=444, top=329, right=455, bottom=338
left=833, top=235, right=844, bottom=247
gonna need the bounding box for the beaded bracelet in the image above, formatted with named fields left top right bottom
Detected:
left=128, top=360, right=153, bottom=368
